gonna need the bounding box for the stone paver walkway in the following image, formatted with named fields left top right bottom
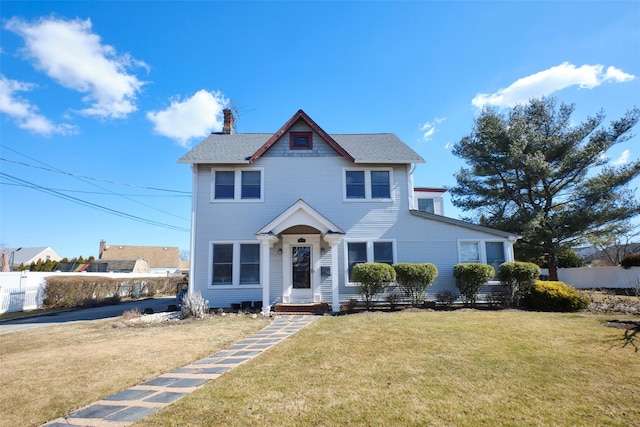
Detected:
left=42, top=315, right=319, bottom=427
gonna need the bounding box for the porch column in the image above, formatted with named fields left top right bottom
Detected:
left=324, top=233, right=343, bottom=313
left=257, top=234, right=279, bottom=315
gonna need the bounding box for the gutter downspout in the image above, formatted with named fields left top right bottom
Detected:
left=188, top=164, right=197, bottom=296
left=407, top=164, right=417, bottom=210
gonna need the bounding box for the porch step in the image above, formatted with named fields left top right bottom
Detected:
left=274, top=302, right=330, bottom=314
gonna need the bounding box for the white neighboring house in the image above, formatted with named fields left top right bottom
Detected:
left=3, top=247, right=62, bottom=270
left=178, top=109, right=519, bottom=313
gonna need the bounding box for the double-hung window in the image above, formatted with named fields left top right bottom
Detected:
left=417, top=198, right=435, bottom=213
left=458, top=240, right=506, bottom=279
left=344, top=168, right=392, bottom=201
left=346, top=240, right=395, bottom=283
left=212, top=242, right=261, bottom=286
left=212, top=168, right=263, bottom=202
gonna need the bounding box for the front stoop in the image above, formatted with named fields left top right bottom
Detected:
left=274, top=302, right=330, bottom=314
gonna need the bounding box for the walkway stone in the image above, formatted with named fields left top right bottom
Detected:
left=41, top=315, right=319, bottom=427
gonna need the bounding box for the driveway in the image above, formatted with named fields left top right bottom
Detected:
left=0, top=296, right=178, bottom=334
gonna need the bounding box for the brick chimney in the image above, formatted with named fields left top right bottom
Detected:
left=222, top=108, right=234, bottom=134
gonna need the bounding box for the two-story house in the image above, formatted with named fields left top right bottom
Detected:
left=178, top=109, right=518, bottom=313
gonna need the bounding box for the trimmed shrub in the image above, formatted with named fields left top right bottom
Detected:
left=522, top=280, right=589, bottom=312
left=453, top=263, right=495, bottom=305
left=394, top=263, right=439, bottom=307
left=498, top=261, right=541, bottom=306
left=621, top=253, right=640, bottom=269
left=180, top=291, right=209, bottom=319
left=352, top=262, right=396, bottom=310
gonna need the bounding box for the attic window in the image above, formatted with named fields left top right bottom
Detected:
left=290, top=132, right=312, bottom=150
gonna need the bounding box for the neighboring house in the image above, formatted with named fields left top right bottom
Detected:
left=99, top=241, right=180, bottom=273
left=58, top=259, right=150, bottom=273
left=178, top=109, right=519, bottom=313
left=584, top=243, right=640, bottom=266
left=3, top=246, right=62, bottom=270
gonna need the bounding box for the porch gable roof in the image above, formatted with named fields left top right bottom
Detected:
left=256, top=199, right=345, bottom=236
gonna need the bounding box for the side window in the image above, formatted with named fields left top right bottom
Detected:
left=346, top=171, right=366, bottom=199
left=373, top=241, right=393, bottom=265
left=460, top=242, right=480, bottom=263
left=485, top=242, right=505, bottom=273
left=418, top=198, right=434, bottom=213
left=214, top=171, right=234, bottom=199
left=212, top=244, right=233, bottom=284
left=347, top=242, right=367, bottom=281
left=241, top=171, right=261, bottom=199
left=239, top=244, right=260, bottom=284
left=371, top=171, right=390, bottom=199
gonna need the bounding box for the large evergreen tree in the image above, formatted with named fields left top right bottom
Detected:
left=450, top=97, right=640, bottom=280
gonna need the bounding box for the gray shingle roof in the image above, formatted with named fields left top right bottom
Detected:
left=178, top=133, right=425, bottom=165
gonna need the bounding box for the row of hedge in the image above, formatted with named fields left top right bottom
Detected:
left=351, top=261, right=588, bottom=312
left=43, top=276, right=183, bottom=309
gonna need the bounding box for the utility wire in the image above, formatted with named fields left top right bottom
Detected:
left=0, top=181, right=190, bottom=197
left=0, top=146, right=190, bottom=222
left=0, top=153, right=190, bottom=194
left=1, top=172, right=190, bottom=232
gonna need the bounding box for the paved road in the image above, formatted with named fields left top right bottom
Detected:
left=0, top=296, right=179, bottom=334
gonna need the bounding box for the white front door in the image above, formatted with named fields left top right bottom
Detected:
left=282, top=235, right=320, bottom=303
left=290, top=245, right=312, bottom=302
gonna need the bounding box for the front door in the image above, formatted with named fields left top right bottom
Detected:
left=290, top=245, right=312, bottom=302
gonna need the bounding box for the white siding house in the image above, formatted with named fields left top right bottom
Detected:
left=179, top=110, right=518, bottom=313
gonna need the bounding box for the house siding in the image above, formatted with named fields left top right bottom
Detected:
left=187, top=116, right=515, bottom=309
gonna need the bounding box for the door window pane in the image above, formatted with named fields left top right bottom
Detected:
left=212, top=244, right=233, bottom=284
left=241, top=171, right=261, bottom=199
left=374, top=241, right=393, bottom=265
left=292, top=246, right=311, bottom=289
left=240, top=244, right=260, bottom=284
left=371, top=171, right=390, bottom=198
left=346, top=171, right=365, bottom=198
left=347, top=242, right=367, bottom=281
left=214, top=171, right=234, bottom=199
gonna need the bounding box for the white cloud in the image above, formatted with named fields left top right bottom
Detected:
left=147, top=90, right=228, bottom=146
left=419, top=117, right=445, bottom=141
left=0, top=75, right=78, bottom=136
left=4, top=17, right=147, bottom=119
left=444, top=142, right=453, bottom=150
left=612, top=149, right=631, bottom=166
left=472, top=62, right=636, bottom=108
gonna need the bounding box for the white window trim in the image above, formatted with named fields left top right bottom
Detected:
left=343, top=167, right=393, bottom=202
left=457, top=239, right=507, bottom=282
left=344, top=239, right=397, bottom=286
left=210, top=167, right=264, bottom=203
left=209, top=241, right=262, bottom=289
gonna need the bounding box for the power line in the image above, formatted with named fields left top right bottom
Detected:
left=1, top=172, right=190, bottom=233
left=0, top=153, right=190, bottom=194
left=0, top=181, right=191, bottom=197
left=0, top=146, right=190, bottom=222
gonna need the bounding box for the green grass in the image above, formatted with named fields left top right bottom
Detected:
left=136, top=310, right=639, bottom=427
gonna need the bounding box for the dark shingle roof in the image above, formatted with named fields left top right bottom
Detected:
left=178, top=132, right=424, bottom=165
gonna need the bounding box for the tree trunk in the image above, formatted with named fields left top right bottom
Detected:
left=547, top=254, right=559, bottom=281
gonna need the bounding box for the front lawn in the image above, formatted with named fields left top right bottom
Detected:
left=136, top=310, right=639, bottom=427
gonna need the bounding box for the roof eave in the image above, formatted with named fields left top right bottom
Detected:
left=410, top=210, right=521, bottom=240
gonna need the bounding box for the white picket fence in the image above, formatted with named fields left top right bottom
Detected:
left=0, top=271, right=178, bottom=314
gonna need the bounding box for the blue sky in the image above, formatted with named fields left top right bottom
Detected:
left=1, top=1, right=639, bottom=259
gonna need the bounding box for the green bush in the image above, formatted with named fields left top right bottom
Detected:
left=394, top=263, right=439, bottom=307
left=621, top=253, right=640, bottom=269
left=352, top=262, right=396, bottom=310
left=453, top=263, right=495, bottom=305
left=498, top=261, right=541, bottom=306
left=43, top=276, right=182, bottom=309
left=522, top=280, right=589, bottom=312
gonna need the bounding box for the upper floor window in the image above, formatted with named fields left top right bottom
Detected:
left=417, top=198, right=435, bottom=213
left=290, top=132, right=312, bottom=150
left=212, top=168, right=263, bottom=202
left=344, top=168, right=392, bottom=201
